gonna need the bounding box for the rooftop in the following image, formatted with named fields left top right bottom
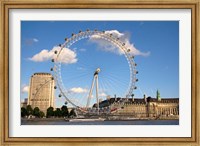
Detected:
left=94, top=97, right=179, bottom=108
left=33, top=72, right=52, bottom=76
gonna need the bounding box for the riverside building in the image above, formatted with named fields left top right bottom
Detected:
left=98, top=90, right=179, bottom=119
left=28, top=73, right=55, bottom=113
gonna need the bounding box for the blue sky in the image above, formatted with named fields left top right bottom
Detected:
left=21, top=21, right=179, bottom=108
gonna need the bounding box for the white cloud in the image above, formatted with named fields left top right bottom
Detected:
left=22, top=85, right=29, bottom=93
left=99, top=92, right=107, bottom=97
left=24, top=38, right=39, bottom=45
left=69, top=87, right=88, bottom=94
left=90, top=30, right=150, bottom=56
left=77, top=67, right=86, bottom=70
left=29, top=46, right=78, bottom=64
left=33, top=38, right=39, bottom=42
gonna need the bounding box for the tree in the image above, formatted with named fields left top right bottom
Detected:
left=69, top=109, right=77, bottom=118
left=33, top=107, right=40, bottom=118
left=21, top=107, right=27, bottom=117
left=61, top=105, right=69, bottom=117
left=26, top=105, right=33, bottom=116
left=46, top=107, right=54, bottom=118
left=39, top=111, right=45, bottom=118
left=54, top=108, right=62, bottom=117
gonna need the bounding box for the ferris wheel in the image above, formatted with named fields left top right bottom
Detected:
left=51, top=29, right=138, bottom=113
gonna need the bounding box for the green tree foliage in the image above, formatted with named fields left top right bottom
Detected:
left=54, top=108, right=62, bottom=117
left=21, top=107, right=27, bottom=117
left=46, top=107, right=54, bottom=118
left=39, top=111, right=45, bottom=118
left=61, top=105, right=69, bottom=117
left=26, top=105, right=33, bottom=116
left=33, top=107, right=40, bottom=117
left=69, top=109, right=77, bottom=118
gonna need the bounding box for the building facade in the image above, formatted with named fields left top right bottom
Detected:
left=28, top=73, right=55, bottom=113
left=21, top=98, right=28, bottom=108
left=97, top=91, right=179, bottom=118
left=109, top=96, right=179, bottom=118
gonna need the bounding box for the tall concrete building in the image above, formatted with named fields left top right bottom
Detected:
left=28, top=73, right=55, bottom=113
left=21, top=98, right=28, bottom=108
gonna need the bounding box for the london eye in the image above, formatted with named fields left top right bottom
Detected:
left=51, top=29, right=138, bottom=114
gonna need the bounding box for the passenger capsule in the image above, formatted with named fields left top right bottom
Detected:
left=131, top=56, right=134, bottom=59
left=135, top=63, right=137, bottom=66
left=122, top=43, right=125, bottom=46
left=72, top=33, right=75, bottom=36
left=51, top=59, right=54, bottom=62
left=65, top=101, right=68, bottom=105
left=136, top=71, right=139, bottom=74
left=54, top=86, right=57, bottom=89
left=58, top=44, right=62, bottom=47
left=50, top=68, right=53, bottom=71
left=86, top=29, right=90, bottom=32
left=135, top=79, right=139, bottom=82
left=94, top=29, right=98, bottom=31
left=79, top=30, right=82, bottom=33
left=65, top=38, right=68, bottom=41
left=127, top=49, right=131, bottom=52
left=54, top=50, right=57, bottom=54
left=51, top=77, right=54, bottom=80
left=59, top=94, right=62, bottom=97
left=116, top=38, right=119, bottom=41
left=134, top=86, right=137, bottom=89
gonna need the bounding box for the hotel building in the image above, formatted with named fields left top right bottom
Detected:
left=28, top=73, right=55, bottom=113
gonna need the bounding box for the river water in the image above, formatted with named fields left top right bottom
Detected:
left=21, top=119, right=179, bottom=125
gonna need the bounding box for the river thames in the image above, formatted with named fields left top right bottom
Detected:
left=21, top=119, right=179, bottom=125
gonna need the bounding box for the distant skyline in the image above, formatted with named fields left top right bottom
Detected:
left=21, top=21, right=179, bottom=108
